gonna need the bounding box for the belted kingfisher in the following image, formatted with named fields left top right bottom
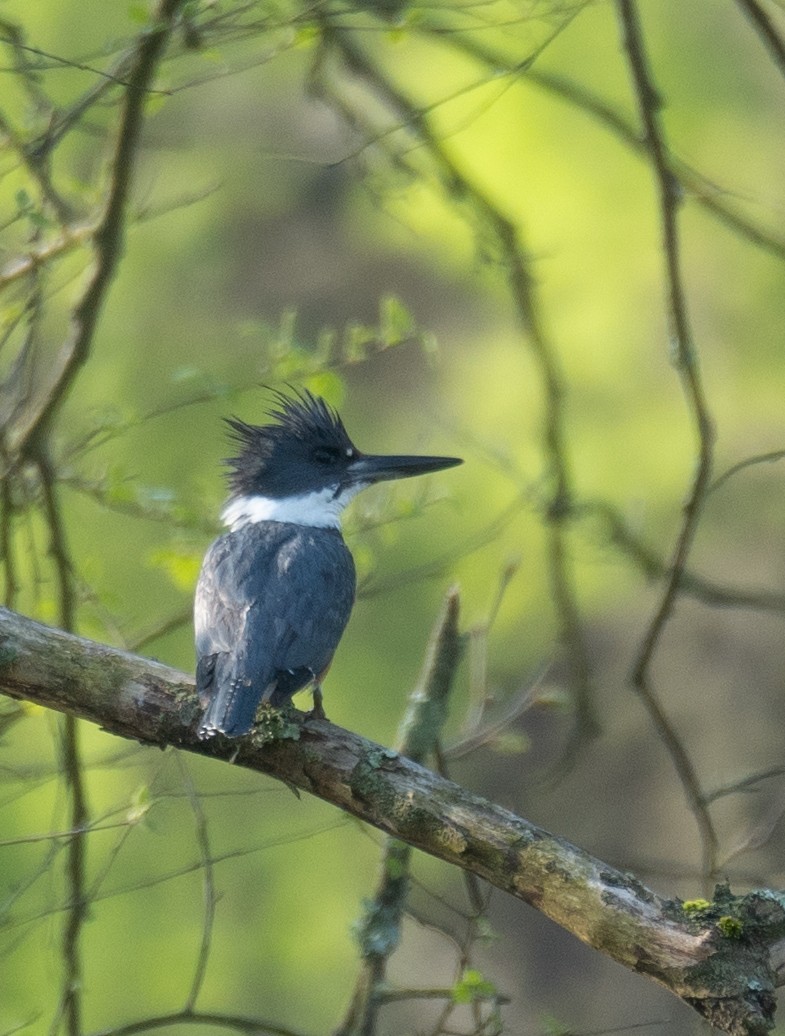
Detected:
left=195, top=389, right=462, bottom=739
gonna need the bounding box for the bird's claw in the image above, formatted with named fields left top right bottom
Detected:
left=307, top=685, right=327, bottom=722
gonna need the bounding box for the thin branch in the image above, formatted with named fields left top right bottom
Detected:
left=524, top=65, right=785, bottom=262
left=8, top=0, right=188, bottom=457
left=37, top=448, right=87, bottom=1036
left=719, top=799, right=785, bottom=870
left=0, top=182, right=221, bottom=295
left=0, top=20, right=71, bottom=220
left=87, top=1009, right=305, bottom=1036
left=433, top=741, right=498, bottom=1036
left=1, top=475, right=18, bottom=608
left=4, top=817, right=348, bottom=940
left=336, top=587, right=464, bottom=1036
left=127, top=607, right=193, bottom=652
left=578, top=499, right=785, bottom=613
left=616, top=0, right=718, bottom=886
left=49, top=714, right=89, bottom=1036
left=376, top=986, right=502, bottom=1004
left=0, top=33, right=172, bottom=92
left=0, top=606, right=783, bottom=1036
left=176, top=756, right=217, bottom=1014
left=0, top=16, right=51, bottom=107
left=0, top=31, right=191, bottom=1017
left=710, top=449, right=785, bottom=495
left=734, top=0, right=785, bottom=79
left=423, top=24, right=785, bottom=264
left=358, top=494, right=527, bottom=600
left=36, top=449, right=75, bottom=629
left=444, top=674, right=541, bottom=762
left=29, top=52, right=140, bottom=160
left=704, top=766, right=785, bottom=804
left=0, top=222, right=97, bottom=293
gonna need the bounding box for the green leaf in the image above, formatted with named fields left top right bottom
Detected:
left=379, top=294, right=414, bottom=346
left=452, top=968, right=497, bottom=1004
left=540, top=1013, right=571, bottom=1036
left=305, top=370, right=345, bottom=406
left=127, top=2, right=152, bottom=25
left=473, top=916, right=499, bottom=943
left=490, top=730, right=530, bottom=756
left=127, top=785, right=152, bottom=825
left=148, top=546, right=201, bottom=590
left=15, top=188, right=32, bottom=212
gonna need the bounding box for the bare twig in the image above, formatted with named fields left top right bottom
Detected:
left=37, top=448, right=88, bottom=1036
left=36, top=449, right=75, bottom=629
left=1, top=475, right=18, bottom=608
left=0, top=223, right=97, bottom=293
left=423, top=24, right=785, bottom=264
left=177, top=755, right=218, bottom=1013
left=734, top=0, right=785, bottom=79
left=705, top=766, right=785, bottom=804
left=0, top=30, right=170, bottom=90
left=526, top=64, right=785, bottom=261
left=127, top=607, right=193, bottom=653
left=433, top=738, right=499, bottom=1035
left=616, top=0, right=718, bottom=886
left=50, top=714, right=89, bottom=1036
left=8, top=0, right=188, bottom=457
left=710, top=449, right=785, bottom=495
left=87, top=1009, right=305, bottom=1036
left=720, top=799, right=785, bottom=870
left=0, top=20, right=70, bottom=220
left=336, top=588, right=464, bottom=1036
left=522, top=66, right=785, bottom=263
left=4, top=815, right=348, bottom=941
left=445, top=673, right=542, bottom=762
left=578, top=499, right=785, bottom=613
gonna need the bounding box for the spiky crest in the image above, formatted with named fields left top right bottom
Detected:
left=223, top=388, right=355, bottom=499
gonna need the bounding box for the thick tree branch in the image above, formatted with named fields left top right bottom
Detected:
left=0, top=606, right=784, bottom=1035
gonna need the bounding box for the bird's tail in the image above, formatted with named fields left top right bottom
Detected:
left=197, top=672, right=264, bottom=740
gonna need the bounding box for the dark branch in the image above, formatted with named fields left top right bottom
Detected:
left=36, top=442, right=88, bottom=1036
left=9, top=0, right=187, bottom=456
left=616, top=0, right=718, bottom=884
left=336, top=588, right=464, bottom=1036
left=734, top=0, right=785, bottom=80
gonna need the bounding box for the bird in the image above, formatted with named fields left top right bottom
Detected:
left=195, top=389, right=462, bottom=739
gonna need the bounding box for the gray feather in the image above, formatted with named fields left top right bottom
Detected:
left=195, top=522, right=355, bottom=737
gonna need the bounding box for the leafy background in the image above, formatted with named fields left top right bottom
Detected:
left=2, top=1, right=785, bottom=1034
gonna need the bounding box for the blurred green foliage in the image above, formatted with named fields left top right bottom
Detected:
left=2, top=1, right=785, bottom=1035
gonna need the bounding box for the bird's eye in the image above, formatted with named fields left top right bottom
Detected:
left=313, top=446, right=341, bottom=465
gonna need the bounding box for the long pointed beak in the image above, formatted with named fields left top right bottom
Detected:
left=347, top=452, right=462, bottom=485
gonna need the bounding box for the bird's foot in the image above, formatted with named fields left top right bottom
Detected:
left=306, top=685, right=328, bottom=722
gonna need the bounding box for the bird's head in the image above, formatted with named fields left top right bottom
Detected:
left=221, top=389, right=462, bottom=530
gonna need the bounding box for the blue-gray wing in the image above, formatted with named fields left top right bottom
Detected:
left=195, top=522, right=356, bottom=737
